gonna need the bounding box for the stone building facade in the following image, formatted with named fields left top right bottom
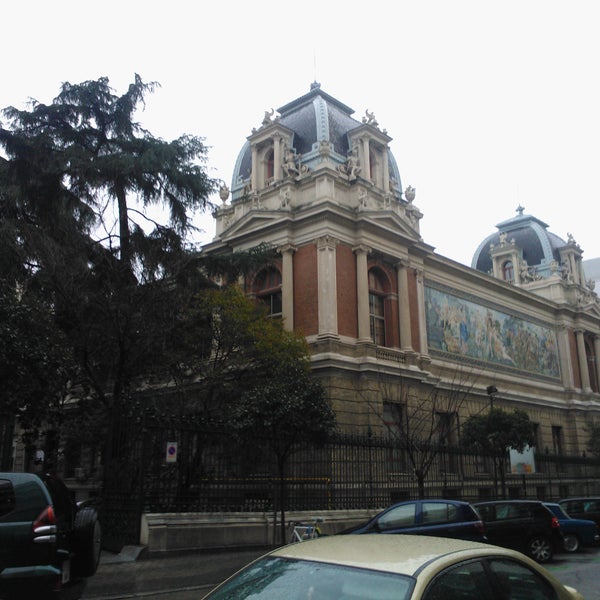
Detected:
left=202, top=82, right=600, bottom=460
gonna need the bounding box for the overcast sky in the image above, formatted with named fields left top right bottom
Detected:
left=2, top=0, right=599, bottom=269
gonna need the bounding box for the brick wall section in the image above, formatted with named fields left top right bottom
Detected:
left=294, top=243, right=318, bottom=336
left=336, top=243, right=358, bottom=338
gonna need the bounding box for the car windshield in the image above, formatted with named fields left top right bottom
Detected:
left=205, top=556, right=414, bottom=600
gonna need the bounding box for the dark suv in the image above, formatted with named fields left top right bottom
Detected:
left=0, top=472, right=101, bottom=600
left=473, top=500, right=563, bottom=563
left=559, top=497, right=600, bottom=528
left=339, top=499, right=487, bottom=542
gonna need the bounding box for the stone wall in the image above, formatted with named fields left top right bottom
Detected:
left=140, top=509, right=378, bottom=555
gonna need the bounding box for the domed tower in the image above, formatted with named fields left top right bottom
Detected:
left=472, top=205, right=597, bottom=307
left=213, top=82, right=421, bottom=240
left=206, top=83, right=429, bottom=378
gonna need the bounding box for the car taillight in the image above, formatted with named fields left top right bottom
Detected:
left=475, top=520, right=486, bottom=533
left=551, top=516, right=560, bottom=529
left=32, top=505, right=58, bottom=543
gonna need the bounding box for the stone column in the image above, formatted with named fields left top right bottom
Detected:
left=279, top=244, right=296, bottom=331
left=382, top=147, right=390, bottom=193
left=575, top=329, right=591, bottom=392
left=396, top=260, right=413, bottom=351
left=316, top=236, right=338, bottom=338
left=361, top=137, right=370, bottom=180
left=557, top=325, right=575, bottom=390
left=353, top=245, right=371, bottom=343
left=251, top=145, right=259, bottom=192
left=415, top=267, right=429, bottom=357
left=274, top=137, right=283, bottom=181
left=594, top=334, right=600, bottom=393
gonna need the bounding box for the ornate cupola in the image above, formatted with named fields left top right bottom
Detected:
left=213, top=83, right=422, bottom=240
left=472, top=205, right=598, bottom=308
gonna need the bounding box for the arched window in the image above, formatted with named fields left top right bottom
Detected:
left=502, top=261, right=514, bottom=282
left=253, top=267, right=282, bottom=317
left=368, top=268, right=387, bottom=345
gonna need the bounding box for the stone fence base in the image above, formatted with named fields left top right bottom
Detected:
left=140, top=509, right=379, bottom=555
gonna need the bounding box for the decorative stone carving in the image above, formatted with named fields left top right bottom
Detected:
left=358, top=188, right=368, bottom=209
left=280, top=189, right=291, bottom=208
left=404, top=186, right=416, bottom=203
left=282, top=145, right=309, bottom=179
left=362, top=109, right=379, bottom=127
left=338, top=147, right=360, bottom=180
left=262, top=108, right=275, bottom=127
left=519, top=259, right=542, bottom=282
left=219, top=183, right=230, bottom=203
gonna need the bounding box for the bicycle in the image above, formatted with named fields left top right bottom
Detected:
left=288, top=517, right=324, bottom=543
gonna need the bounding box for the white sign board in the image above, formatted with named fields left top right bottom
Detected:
left=509, top=445, right=536, bottom=474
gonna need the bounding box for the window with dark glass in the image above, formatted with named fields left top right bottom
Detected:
left=383, top=401, right=407, bottom=471
left=502, top=260, right=514, bottom=282
left=266, top=150, right=274, bottom=184
left=254, top=267, right=282, bottom=317
left=368, top=269, right=387, bottom=345
left=551, top=425, right=564, bottom=455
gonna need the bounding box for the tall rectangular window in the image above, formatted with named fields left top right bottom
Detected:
left=551, top=425, right=564, bottom=456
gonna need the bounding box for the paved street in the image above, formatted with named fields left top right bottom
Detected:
left=81, top=544, right=600, bottom=600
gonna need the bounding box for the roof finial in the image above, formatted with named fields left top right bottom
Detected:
left=516, top=204, right=525, bottom=216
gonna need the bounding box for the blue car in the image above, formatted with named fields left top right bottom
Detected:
left=545, top=502, right=600, bottom=552
left=338, top=499, right=486, bottom=542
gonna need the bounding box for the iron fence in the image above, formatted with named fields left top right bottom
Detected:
left=97, top=420, right=600, bottom=547
left=135, top=427, right=600, bottom=513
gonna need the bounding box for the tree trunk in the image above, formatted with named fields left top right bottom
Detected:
left=116, top=184, right=130, bottom=264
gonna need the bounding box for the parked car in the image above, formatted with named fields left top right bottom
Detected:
left=338, top=499, right=486, bottom=542
left=559, top=497, right=600, bottom=528
left=0, top=471, right=101, bottom=600
left=201, top=534, right=584, bottom=600
left=545, top=502, right=600, bottom=552
left=473, top=500, right=563, bottom=563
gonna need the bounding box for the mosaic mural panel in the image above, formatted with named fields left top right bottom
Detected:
left=425, top=285, right=560, bottom=378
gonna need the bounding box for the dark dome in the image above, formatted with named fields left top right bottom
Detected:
left=472, top=207, right=567, bottom=276
left=231, top=83, right=402, bottom=195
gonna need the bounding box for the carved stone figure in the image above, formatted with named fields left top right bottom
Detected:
left=404, top=186, right=416, bottom=203
left=362, top=109, right=379, bottom=127
left=262, top=108, right=275, bottom=127
left=283, top=148, right=300, bottom=177
left=339, top=148, right=360, bottom=180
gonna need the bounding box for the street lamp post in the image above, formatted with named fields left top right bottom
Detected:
left=486, top=385, right=498, bottom=410
left=486, top=385, right=499, bottom=497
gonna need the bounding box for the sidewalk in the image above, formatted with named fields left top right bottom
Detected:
left=82, top=547, right=268, bottom=599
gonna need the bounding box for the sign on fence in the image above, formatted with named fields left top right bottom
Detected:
left=166, top=441, right=178, bottom=463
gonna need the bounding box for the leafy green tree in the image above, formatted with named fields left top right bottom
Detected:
left=0, top=284, right=78, bottom=466
left=461, top=407, right=536, bottom=498
left=0, top=74, right=214, bottom=272
left=231, top=362, right=336, bottom=545
left=0, top=76, right=278, bottom=487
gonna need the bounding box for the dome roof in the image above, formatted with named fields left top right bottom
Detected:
left=472, top=206, right=568, bottom=276
left=231, top=83, right=402, bottom=196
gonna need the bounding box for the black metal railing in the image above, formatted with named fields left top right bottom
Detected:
left=97, top=421, right=600, bottom=546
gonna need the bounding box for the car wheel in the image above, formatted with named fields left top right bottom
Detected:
left=563, top=533, right=580, bottom=553
left=527, top=535, right=553, bottom=563
left=71, top=507, right=102, bottom=578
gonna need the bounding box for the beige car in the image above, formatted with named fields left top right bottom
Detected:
left=202, top=534, right=584, bottom=600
